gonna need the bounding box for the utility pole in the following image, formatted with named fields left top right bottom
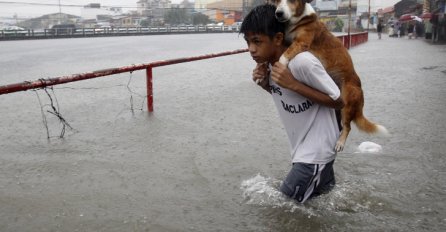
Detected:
left=13, top=13, right=18, bottom=26
left=423, top=0, right=430, bottom=13
left=367, top=0, right=371, bottom=31
left=58, top=0, right=62, bottom=24
left=348, top=0, right=351, bottom=49
left=242, top=0, right=249, bottom=19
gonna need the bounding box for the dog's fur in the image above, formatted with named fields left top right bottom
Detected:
left=272, top=0, right=387, bottom=151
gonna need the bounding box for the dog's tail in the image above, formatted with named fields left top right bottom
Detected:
left=354, top=114, right=389, bottom=136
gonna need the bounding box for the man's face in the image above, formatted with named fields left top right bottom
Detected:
left=244, top=32, right=277, bottom=64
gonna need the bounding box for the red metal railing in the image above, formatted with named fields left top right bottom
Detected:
left=0, top=49, right=248, bottom=112
left=338, top=32, right=368, bottom=49
left=0, top=33, right=368, bottom=112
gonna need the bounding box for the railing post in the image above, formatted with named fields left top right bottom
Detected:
left=347, top=34, right=351, bottom=49
left=146, top=66, right=153, bottom=112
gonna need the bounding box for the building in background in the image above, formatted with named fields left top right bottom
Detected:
left=137, top=0, right=172, bottom=25
left=172, top=0, right=196, bottom=19
left=195, top=0, right=218, bottom=10
left=18, top=13, right=80, bottom=29
left=377, top=6, right=395, bottom=33
left=336, top=0, right=358, bottom=31
left=394, top=0, right=423, bottom=17
left=194, top=0, right=262, bottom=25
left=427, top=0, right=445, bottom=42
left=314, top=0, right=341, bottom=15
left=81, top=3, right=123, bottom=28
left=8, top=0, right=445, bottom=42
left=206, top=0, right=244, bottom=25
left=81, top=3, right=122, bottom=21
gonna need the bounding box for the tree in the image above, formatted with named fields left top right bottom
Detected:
left=164, top=8, right=189, bottom=25
left=334, top=18, right=344, bottom=32
left=140, top=18, right=151, bottom=27
left=192, top=12, right=210, bottom=25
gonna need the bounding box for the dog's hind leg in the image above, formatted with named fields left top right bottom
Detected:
left=335, top=109, right=352, bottom=152
left=335, top=83, right=363, bottom=152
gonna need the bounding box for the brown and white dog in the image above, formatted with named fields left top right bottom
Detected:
left=271, top=0, right=387, bottom=151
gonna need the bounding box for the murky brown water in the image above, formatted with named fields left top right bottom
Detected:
left=1, top=33, right=445, bottom=231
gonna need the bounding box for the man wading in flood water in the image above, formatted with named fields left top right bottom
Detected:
left=240, top=4, right=344, bottom=203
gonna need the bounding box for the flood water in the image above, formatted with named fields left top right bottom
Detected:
left=0, top=33, right=445, bottom=231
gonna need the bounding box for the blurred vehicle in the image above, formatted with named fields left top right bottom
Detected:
left=3, top=26, right=25, bottom=31
left=49, top=24, right=76, bottom=35
left=1, top=26, right=28, bottom=37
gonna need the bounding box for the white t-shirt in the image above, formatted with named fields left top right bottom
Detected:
left=269, top=52, right=340, bottom=164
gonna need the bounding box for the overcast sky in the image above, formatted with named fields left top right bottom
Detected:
left=0, top=0, right=186, bottom=19
left=366, top=0, right=401, bottom=11
left=0, top=0, right=403, bottom=20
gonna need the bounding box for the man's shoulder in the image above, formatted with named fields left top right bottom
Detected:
left=289, top=51, right=319, bottom=69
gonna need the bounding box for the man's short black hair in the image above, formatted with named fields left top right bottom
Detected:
left=240, top=4, right=286, bottom=38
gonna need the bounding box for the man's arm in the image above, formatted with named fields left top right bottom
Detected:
left=270, top=62, right=344, bottom=110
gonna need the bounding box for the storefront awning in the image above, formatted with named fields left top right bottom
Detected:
left=421, top=12, right=432, bottom=19
left=399, top=14, right=413, bottom=22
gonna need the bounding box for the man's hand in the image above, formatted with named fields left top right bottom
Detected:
left=252, top=62, right=270, bottom=91
left=271, top=62, right=344, bottom=109
left=252, top=62, right=267, bottom=83
left=271, top=62, right=297, bottom=89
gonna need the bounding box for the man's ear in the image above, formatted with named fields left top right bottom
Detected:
left=273, top=32, right=285, bottom=46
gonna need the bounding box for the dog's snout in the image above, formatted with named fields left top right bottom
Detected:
left=275, top=11, right=284, bottom=19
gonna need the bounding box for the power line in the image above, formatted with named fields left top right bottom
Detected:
left=0, top=1, right=136, bottom=8
left=0, top=1, right=244, bottom=11
left=0, top=1, right=84, bottom=7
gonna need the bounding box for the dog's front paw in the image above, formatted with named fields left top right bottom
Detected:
left=335, top=141, right=344, bottom=152
left=255, top=77, right=264, bottom=84
left=279, top=55, right=289, bottom=66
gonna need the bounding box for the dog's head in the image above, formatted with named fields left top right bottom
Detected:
left=270, top=0, right=313, bottom=23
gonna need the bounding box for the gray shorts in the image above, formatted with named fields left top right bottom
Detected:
left=280, top=160, right=335, bottom=203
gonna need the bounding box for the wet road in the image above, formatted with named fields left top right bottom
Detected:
left=0, top=33, right=445, bottom=231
